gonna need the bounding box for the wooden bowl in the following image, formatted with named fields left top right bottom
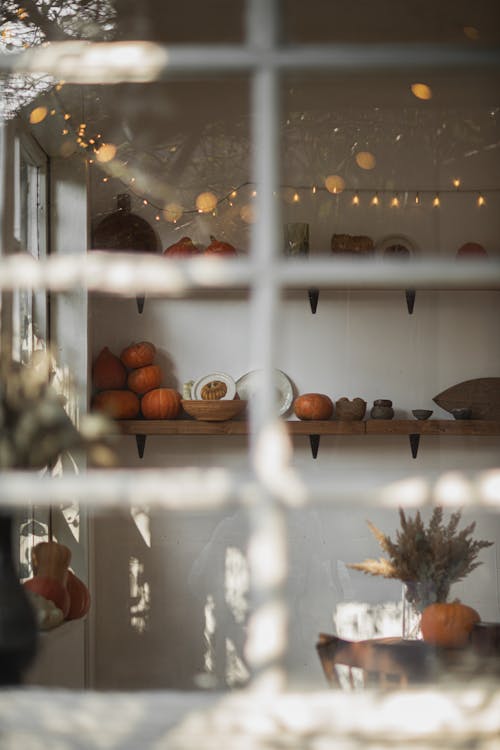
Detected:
left=181, top=399, right=247, bottom=421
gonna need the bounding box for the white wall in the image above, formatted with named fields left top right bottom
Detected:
left=86, top=73, right=500, bottom=690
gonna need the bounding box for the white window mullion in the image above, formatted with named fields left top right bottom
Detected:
left=245, top=0, right=290, bottom=691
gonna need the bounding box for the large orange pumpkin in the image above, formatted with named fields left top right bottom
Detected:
left=92, top=390, right=140, bottom=419
left=141, top=388, right=182, bottom=419
left=421, top=601, right=480, bottom=647
left=66, top=570, right=91, bottom=620
left=120, top=341, right=156, bottom=369
left=127, top=364, right=162, bottom=395
left=93, top=347, right=127, bottom=390
left=294, top=393, right=334, bottom=420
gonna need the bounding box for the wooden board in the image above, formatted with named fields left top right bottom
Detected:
left=433, top=377, right=500, bottom=420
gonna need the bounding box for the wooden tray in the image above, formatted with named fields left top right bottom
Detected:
left=433, top=377, right=500, bottom=419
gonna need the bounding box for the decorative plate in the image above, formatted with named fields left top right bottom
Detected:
left=236, top=369, right=294, bottom=416
left=375, top=234, right=418, bottom=261
left=192, top=372, right=236, bottom=401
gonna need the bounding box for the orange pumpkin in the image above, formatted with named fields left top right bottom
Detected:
left=421, top=601, right=480, bottom=647
left=31, top=541, right=71, bottom=584
left=204, top=235, right=237, bottom=257
left=93, top=347, right=127, bottom=390
left=456, top=242, right=488, bottom=259
left=23, top=576, right=70, bottom=618
left=294, top=393, right=334, bottom=420
left=120, top=341, right=156, bottom=369
left=127, top=364, right=162, bottom=395
left=163, top=236, right=199, bottom=257
left=92, top=390, right=140, bottom=419
left=141, top=388, right=182, bottom=419
left=66, top=570, right=91, bottom=620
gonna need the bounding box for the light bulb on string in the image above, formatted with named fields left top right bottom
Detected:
left=312, top=185, right=317, bottom=195
left=230, top=190, right=238, bottom=200
left=415, top=192, right=420, bottom=205
left=196, top=191, right=218, bottom=213
left=391, top=194, right=400, bottom=208
left=292, top=191, right=300, bottom=203
left=371, top=192, right=379, bottom=206
left=453, top=178, right=461, bottom=189
left=477, top=193, right=486, bottom=207
left=433, top=193, right=440, bottom=207
left=352, top=191, right=360, bottom=206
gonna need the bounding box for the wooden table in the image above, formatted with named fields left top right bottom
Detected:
left=316, top=623, right=500, bottom=688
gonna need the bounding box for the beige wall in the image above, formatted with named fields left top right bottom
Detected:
left=82, top=71, right=500, bottom=690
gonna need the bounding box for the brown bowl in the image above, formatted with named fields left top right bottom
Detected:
left=182, top=399, right=247, bottom=422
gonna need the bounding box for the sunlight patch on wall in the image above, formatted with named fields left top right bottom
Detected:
left=130, top=505, right=151, bottom=548
left=129, top=556, right=150, bottom=634
left=334, top=600, right=403, bottom=640
left=225, top=638, right=250, bottom=687
left=224, top=546, right=249, bottom=624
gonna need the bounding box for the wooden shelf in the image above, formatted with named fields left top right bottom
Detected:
left=116, top=419, right=500, bottom=459
left=118, top=419, right=500, bottom=437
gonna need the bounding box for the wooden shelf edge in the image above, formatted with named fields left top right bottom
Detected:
left=115, top=419, right=500, bottom=437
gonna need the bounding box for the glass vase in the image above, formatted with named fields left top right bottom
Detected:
left=401, top=585, right=423, bottom=640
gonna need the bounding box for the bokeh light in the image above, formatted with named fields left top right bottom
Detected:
left=324, top=175, right=345, bottom=194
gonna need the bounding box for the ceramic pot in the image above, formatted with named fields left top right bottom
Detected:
left=335, top=397, right=366, bottom=421
left=370, top=399, right=394, bottom=419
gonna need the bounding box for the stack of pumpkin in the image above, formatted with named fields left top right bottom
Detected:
left=23, top=541, right=90, bottom=630
left=92, top=341, right=182, bottom=420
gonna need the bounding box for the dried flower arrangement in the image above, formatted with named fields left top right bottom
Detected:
left=348, top=507, right=493, bottom=611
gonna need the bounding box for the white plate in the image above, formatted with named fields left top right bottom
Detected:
left=375, top=234, right=418, bottom=260
left=192, top=372, right=236, bottom=401
left=236, top=369, right=294, bottom=416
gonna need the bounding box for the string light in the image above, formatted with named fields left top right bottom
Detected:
left=478, top=193, right=486, bottom=207
left=415, top=192, right=420, bottom=205
left=371, top=192, right=379, bottom=206
left=391, top=194, right=400, bottom=208
left=453, top=178, right=461, bottom=189
left=352, top=191, right=360, bottom=206
left=312, top=185, right=317, bottom=195
left=433, top=193, right=441, bottom=207
left=292, top=191, right=300, bottom=203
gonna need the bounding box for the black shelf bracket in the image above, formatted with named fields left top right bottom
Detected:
left=136, top=295, right=145, bottom=314
left=405, top=289, right=416, bottom=315
left=136, top=434, right=147, bottom=459
left=308, top=288, right=319, bottom=314
left=409, top=433, right=420, bottom=459
left=309, top=434, right=320, bottom=459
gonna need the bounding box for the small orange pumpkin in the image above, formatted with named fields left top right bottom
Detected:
left=204, top=235, right=237, bottom=257
left=421, top=601, right=480, bottom=647
left=294, top=393, right=334, bottom=420
left=31, top=541, right=71, bottom=584
left=127, top=364, right=162, bottom=395
left=66, top=570, right=91, bottom=620
left=93, top=347, right=127, bottom=390
left=92, top=390, right=140, bottom=419
left=120, top=341, right=156, bottom=369
left=141, top=388, right=182, bottom=419
left=163, top=236, right=199, bottom=257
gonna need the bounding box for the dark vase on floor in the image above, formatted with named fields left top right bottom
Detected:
left=0, top=511, right=38, bottom=685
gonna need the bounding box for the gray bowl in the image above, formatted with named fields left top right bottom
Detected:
left=412, top=409, right=433, bottom=420
left=451, top=407, right=472, bottom=420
